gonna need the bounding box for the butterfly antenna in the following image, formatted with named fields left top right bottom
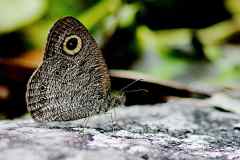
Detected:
left=120, top=79, right=144, bottom=92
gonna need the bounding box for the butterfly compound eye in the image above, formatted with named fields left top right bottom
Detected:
left=63, top=35, right=82, bottom=55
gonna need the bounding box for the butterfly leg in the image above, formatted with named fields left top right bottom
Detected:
left=80, top=117, right=90, bottom=134
left=109, top=108, right=118, bottom=133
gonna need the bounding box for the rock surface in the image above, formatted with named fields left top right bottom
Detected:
left=1, top=100, right=240, bottom=160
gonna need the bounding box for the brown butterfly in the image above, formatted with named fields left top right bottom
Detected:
left=26, top=16, right=125, bottom=122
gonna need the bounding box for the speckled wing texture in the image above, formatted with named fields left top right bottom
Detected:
left=26, top=16, right=124, bottom=122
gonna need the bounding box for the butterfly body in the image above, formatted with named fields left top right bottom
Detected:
left=26, top=17, right=124, bottom=122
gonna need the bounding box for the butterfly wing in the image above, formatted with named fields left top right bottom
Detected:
left=26, top=17, right=112, bottom=121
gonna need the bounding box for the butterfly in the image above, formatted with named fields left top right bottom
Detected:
left=26, top=16, right=125, bottom=122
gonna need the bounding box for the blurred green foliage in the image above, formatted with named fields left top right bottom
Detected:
left=0, top=0, right=47, bottom=33
left=1, top=0, right=240, bottom=87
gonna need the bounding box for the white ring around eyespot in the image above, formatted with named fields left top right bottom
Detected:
left=63, top=35, right=82, bottom=55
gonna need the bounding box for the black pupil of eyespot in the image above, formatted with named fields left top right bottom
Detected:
left=66, top=37, right=78, bottom=50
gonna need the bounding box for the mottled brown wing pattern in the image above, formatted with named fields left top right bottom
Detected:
left=26, top=16, right=124, bottom=122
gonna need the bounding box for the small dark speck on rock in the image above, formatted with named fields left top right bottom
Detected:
left=233, top=127, right=240, bottom=131
left=141, top=154, right=149, bottom=160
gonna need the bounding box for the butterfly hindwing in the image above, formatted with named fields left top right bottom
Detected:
left=26, top=16, right=115, bottom=121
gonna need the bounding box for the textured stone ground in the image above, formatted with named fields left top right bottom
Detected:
left=1, top=100, right=240, bottom=160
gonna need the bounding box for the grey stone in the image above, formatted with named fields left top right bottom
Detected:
left=1, top=100, right=240, bottom=160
